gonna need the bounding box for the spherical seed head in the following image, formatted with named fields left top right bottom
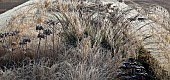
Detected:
left=36, top=25, right=44, bottom=30
left=0, top=33, right=4, bottom=38
left=19, top=41, right=27, bottom=45
left=27, top=39, right=31, bottom=42
left=4, top=33, right=8, bottom=37
left=40, top=26, right=44, bottom=30
left=37, top=33, right=45, bottom=39
left=43, top=29, right=52, bottom=35
left=23, top=38, right=31, bottom=43
left=8, top=32, right=14, bottom=36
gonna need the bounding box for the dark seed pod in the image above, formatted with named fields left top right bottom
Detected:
left=37, top=33, right=45, bottom=39
left=8, top=32, right=14, bottom=36
left=43, top=29, right=52, bottom=35
left=4, top=33, right=8, bottom=37
left=36, top=25, right=44, bottom=30
left=19, top=37, right=31, bottom=45
left=19, top=41, right=27, bottom=45
left=27, top=39, right=31, bottom=43
left=0, top=33, right=4, bottom=38
left=23, top=38, right=31, bottom=43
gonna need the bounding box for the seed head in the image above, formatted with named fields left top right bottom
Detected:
left=36, top=25, right=44, bottom=30
left=37, top=33, right=45, bottom=39
left=23, top=38, right=31, bottom=43
left=19, top=41, right=27, bottom=45
left=43, top=29, right=52, bottom=35
left=0, top=33, right=4, bottom=38
left=19, top=37, right=31, bottom=45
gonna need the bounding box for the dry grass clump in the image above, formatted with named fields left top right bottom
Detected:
left=0, top=46, right=116, bottom=80
left=0, top=0, right=139, bottom=80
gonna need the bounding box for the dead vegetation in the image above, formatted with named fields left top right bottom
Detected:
left=0, top=0, right=158, bottom=80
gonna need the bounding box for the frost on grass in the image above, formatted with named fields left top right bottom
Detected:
left=0, top=0, right=138, bottom=80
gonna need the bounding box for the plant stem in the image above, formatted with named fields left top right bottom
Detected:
left=36, top=38, right=41, bottom=63
left=37, top=30, right=41, bottom=63
left=52, top=25, right=55, bottom=55
left=44, top=35, right=47, bottom=54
